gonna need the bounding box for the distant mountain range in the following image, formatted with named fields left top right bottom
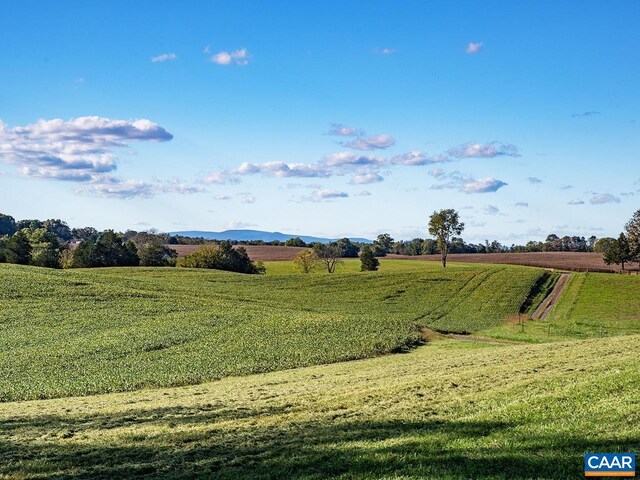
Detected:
left=169, top=230, right=372, bottom=244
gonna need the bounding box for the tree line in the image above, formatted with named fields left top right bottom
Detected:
left=0, top=213, right=262, bottom=274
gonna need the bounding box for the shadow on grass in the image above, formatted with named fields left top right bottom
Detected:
left=1, top=405, right=639, bottom=479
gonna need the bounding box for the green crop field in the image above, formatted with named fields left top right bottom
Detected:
left=0, top=261, right=543, bottom=402
left=2, top=260, right=640, bottom=479
left=1, top=335, right=639, bottom=479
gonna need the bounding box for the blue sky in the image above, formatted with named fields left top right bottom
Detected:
left=1, top=1, right=638, bottom=243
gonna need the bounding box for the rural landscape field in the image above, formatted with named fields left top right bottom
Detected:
left=2, top=1, right=640, bottom=479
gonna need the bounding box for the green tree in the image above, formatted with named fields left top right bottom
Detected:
left=593, top=237, right=616, bottom=254
left=5, top=230, right=32, bottom=265
left=138, top=243, right=177, bottom=266
left=71, top=231, right=139, bottom=268
left=603, top=233, right=632, bottom=271
left=285, top=237, right=307, bottom=247
left=0, top=214, right=16, bottom=237
left=336, top=238, right=359, bottom=257
left=625, top=209, right=640, bottom=265
left=360, top=245, right=380, bottom=271
left=428, top=209, right=465, bottom=268
left=293, top=249, right=320, bottom=273
left=372, top=233, right=394, bottom=257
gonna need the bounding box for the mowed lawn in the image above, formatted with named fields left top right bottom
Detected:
left=1, top=335, right=639, bottom=479
left=0, top=261, right=544, bottom=402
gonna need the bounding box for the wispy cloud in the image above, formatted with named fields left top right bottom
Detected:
left=373, top=48, right=396, bottom=55
left=568, top=198, right=585, bottom=205
left=151, top=53, right=176, bottom=63
left=515, top=202, right=529, bottom=207
left=527, top=176, right=542, bottom=184
left=571, top=111, right=601, bottom=118
left=313, top=189, right=349, bottom=200
left=226, top=221, right=255, bottom=229
left=238, top=193, right=256, bottom=204
left=431, top=171, right=508, bottom=194
left=214, top=194, right=230, bottom=200
left=484, top=205, right=500, bottom=215
left=210, top=48, right=249, bottom=65
left=327, top=124, right=361, bottom=136
left=590, top=193, right=620, bottom=204
left=465, top=42, right=483, bottom=54
left=560, top=184, right=574, bottom=190
left=448, top=142, right=520, bottom=159
left=390, top=151, right=449, bottom=166
left=344, top=134, right=395, bottom=151
left=350, top=172, right=384, bottom=184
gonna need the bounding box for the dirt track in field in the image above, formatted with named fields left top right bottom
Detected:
left=531, top=273, right=571, bottom=320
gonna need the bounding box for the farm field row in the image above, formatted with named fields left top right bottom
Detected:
left=0, top=261, right=543, bottom=401
left=2, top=335, right=639, bottom=479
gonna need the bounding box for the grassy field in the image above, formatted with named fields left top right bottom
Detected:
left=2, top=335, right=639, bottom=479
left=0, top=261, right=543, bottom=402
left=483, top=272, right=640, bottom=342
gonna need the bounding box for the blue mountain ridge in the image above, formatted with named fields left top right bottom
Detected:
left=169, top=230, right=372, bottom=244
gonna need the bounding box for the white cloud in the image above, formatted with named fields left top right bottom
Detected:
left=226, top=221, right=255, bottom=229
left=344, top=134, right=395, bottom=150
left=239, top=193, right=256, bottom=204
left=0, top=116, right=172, bottom=184
left=590, top=193, right=620, bottom=204
left=560, top=184, right=574, bottom=190
left=323, top=151, right=384, bottom=168
left=214, top=194, right=231, bottom=200
left=527, top=176, right=542, bottom=184
left=462, top=177, right=508, bottom=194
left=466, top=42, right=483, bottom=54
left=431, top=172, right=507, bottom=194
left=77, top=179, right=156, bottom=199
left=483, top=205, right=500, bottom=215
left=515, top=202, right=529, bottom=207
left=327, top=124, right=361, bottom=136
left=356, top=190, right=372, bottom=196
left=448, top=142, right=520, bottom=159
left=568, top=198, right=585, bottom=205
left=314, top=189, right=349, bottom=200
left=151, top=53, right=176, bottom=63
left=373, top=48, right=397, bottom=55
left=210, top=48, right=249, bottom=66
left=390, top=151, right=449, bottom=166
left=429, top=168, right=446, bottom=178
left=350, top=172, right=384, bottom=184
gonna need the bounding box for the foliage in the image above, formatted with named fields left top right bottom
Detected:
left=428, top=209, right=464, bottom=267
left=293, top=249, right=320, bottom=273
left=372, top=233, right=394, bottom=256
left=602, top=233, right=632, bottom=270
left=72, top=230, right=139, bottom=268
left=593, top=237, right=616, bottom=253
left=360, top=245, right=379, bottom=271
left=313, top=242, right=342, bottom=272
left=5, top=230, right=32, bottom=265
left=625, top=209, right=640, bottom=263
left=0, top=213, right=16, bottom=236
left=177, top=241, right=265, bottom=274
left=335, top=237, right=360, bottom=257
left=284, top=237, right=307, bottom=247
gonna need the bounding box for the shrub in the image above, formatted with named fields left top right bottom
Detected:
left=177, top=241, right=265, bottom=274
left=293, top=249, right=320, bottom=273
left=360, top=245, right=380, bottom=271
